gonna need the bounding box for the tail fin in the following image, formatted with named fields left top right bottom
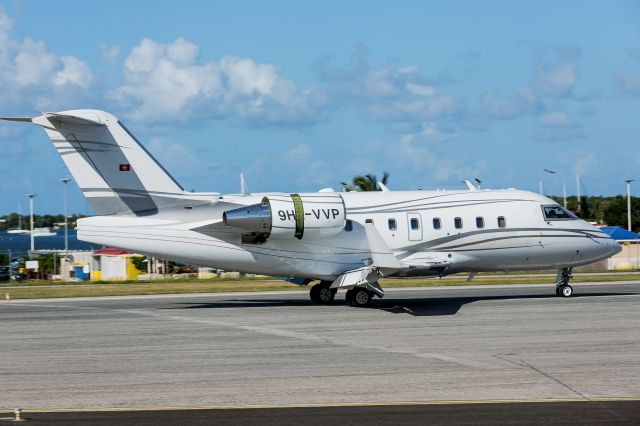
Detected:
left=2, top=109, right=209, bottom=215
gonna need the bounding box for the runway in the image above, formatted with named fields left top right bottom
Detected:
left=1, top=282, right=639, bottom=415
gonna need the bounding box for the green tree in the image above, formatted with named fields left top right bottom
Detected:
left=130, top=256, right=148, bottom=273
left=603, top=196, right=640, bottom=232
left=577, top=197, right=592, bottom=220
left=341, top=172, right=389, bottom=192
left=0, top=213, right=85, bottom=231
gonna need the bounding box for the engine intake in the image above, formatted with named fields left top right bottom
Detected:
left=223, top=193, right=346, bottom=242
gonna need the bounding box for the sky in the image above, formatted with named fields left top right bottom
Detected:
left=0, top=0, right=639, bottom=214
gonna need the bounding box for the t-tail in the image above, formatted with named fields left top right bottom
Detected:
left=1, top=110, right=217, bottom=215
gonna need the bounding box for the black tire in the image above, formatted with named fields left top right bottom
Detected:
left=310, top=283, right=335, bottom=304
left=350, top=288, right=372, bottom=307
left=559, top=284, right=573, bottom=298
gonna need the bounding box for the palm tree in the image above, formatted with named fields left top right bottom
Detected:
left=341, top=172, right=389, bottom=192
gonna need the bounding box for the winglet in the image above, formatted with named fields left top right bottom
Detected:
left=364, top=221, right=402, bottom=269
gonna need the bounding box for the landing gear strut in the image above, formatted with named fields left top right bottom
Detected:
left=555, top=267, right=573, bottom=297
left=310, top=281, right=336, bottom=304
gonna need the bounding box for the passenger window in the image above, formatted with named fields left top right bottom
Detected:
left=410, top=218, right=420, bottom=230
left=433, top=217, right=441, bottom=229
left=476, top=217, right=484, bottom=228
left=497, top=216, right=506, bottom=228
left=454, top=217, right=463, bottom=229
left=345, top=220, right=353, bottom=231
left=388, top=218, right=397, bottom=231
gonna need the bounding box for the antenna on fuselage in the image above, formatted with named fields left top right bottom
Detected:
left=464, top=180, right=478, bottom=191
left=240, top=173, right=250, bottom=195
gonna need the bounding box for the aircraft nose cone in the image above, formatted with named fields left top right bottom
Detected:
left=611, top=240, right=622, bottom=255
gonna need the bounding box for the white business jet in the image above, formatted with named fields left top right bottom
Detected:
left=1, top=110, right=621, bottom=307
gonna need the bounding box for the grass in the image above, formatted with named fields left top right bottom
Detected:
left=1, top=272, right=639, bottom=300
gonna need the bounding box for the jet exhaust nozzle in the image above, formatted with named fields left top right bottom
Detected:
left=223, top=203, right=272, bottom=234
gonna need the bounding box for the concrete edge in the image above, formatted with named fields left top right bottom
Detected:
left=2, top=397, right=640, bottom=413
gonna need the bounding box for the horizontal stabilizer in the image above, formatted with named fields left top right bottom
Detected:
left=42, top=112, right=106, bottom=126
left=0, top=117, right=33, bottom=122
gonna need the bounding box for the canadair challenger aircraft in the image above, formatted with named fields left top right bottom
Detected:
left=1, top=110, right=622, bottom=307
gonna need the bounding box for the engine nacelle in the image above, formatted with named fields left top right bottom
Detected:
left=223, top=193, right=346, bottom=242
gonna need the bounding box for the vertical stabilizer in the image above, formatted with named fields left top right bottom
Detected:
left=4, top=110, right=189, bottom=215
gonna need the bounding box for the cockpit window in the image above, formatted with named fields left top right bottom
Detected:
left=542, top=205, right=576, bottom=220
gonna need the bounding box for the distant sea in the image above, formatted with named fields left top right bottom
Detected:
left=0, top=230, right=99, bottom=255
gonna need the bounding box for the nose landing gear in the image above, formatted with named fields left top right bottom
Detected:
left=555, top=267, right=573, bottom=297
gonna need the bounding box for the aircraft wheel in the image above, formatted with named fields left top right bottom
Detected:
left=348, top=288, right=373, bottom=307
left=557, top=284, right=573, bottom=298
left=310, top=282, right=335, bottom=304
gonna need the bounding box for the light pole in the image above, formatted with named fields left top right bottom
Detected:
left=544, top=169, right=556, bottom=199
left=27, top=194, right=36, bottom=253
left=626, top=179, right=634, bottom=232
left=61, top=178, right=72, bottom=254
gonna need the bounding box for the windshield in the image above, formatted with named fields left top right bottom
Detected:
left=541, top=205, right=577, bottom=220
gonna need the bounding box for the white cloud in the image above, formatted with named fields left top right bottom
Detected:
left=479, top=88, right=540, bottom=120
left=220, top=56, right=278, bottom=96
left=112, top=37, right=329, bottom=126
left=616, top=71, right=640, bottom=96
left=54, top=56, right=93, bottom=89
left=537, top=111, right=576, bottom=128
left=536, top=63, right=578, bottom=97
left=99, top=43, right=120, bottom=62
left=13, top=39, right=58, bottom=87
left=0, top=10, right=94, bottom=112
left=406, top=82, right=436, bottom=97
left=285, top=144, right=311, bottom=161
left=396, top=137, right=484, bottom=182
left=148, top=136, right=202, bottom=178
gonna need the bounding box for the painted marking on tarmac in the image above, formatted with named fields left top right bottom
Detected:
left=2, top=397, right=639, bottom=413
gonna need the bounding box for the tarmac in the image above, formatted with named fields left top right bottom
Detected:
left=1, top=282, right=639, bottom=423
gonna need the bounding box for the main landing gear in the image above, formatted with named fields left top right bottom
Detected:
left=309, top=281, right=378, bottom=307
left=309, top=281, right=336, bottom=304
left=555, top=267, right=573, bottom=297
left=345, top=287, right=374, bottom=307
